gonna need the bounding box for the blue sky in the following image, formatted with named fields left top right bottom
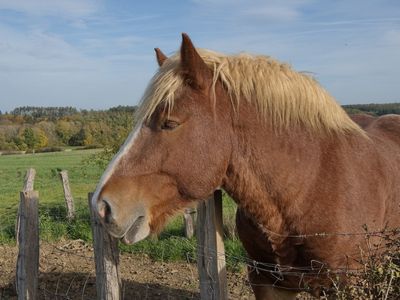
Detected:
left=0, top=0, right=399, bottom=112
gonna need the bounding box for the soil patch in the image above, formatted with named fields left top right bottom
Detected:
left=1, top=240, right=253, bottom=299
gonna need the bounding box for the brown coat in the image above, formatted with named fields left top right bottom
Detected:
left=93, top=34, right=400, bottom=298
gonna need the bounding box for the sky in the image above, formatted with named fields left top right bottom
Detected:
left=0, top=0, right=399, bottom=112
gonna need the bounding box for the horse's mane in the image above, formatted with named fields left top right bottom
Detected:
left=137, top=49, right=363, bottom=134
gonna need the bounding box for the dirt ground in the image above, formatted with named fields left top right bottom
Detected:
left=0, top=240, right=253, bottom=300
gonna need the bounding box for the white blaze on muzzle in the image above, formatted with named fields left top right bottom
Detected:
left=91, top=121, right=143, bottom=212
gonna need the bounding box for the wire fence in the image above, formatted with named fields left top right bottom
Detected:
left=0, top=174, right=399, bottom=299
left=163, top=226, right=400, bottom=297
left=0, top=203, right=253, bottom=299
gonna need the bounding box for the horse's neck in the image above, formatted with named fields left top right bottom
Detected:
left=223, top=121, right=324, bottom=239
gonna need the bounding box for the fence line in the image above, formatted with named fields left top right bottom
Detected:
left=165, top=227, right=399, bottom=274
left=4, top=170, right=238, bottom=299
left=85, top=190, right=228, bottom=300
left=5, top=168, right=399, bottom=299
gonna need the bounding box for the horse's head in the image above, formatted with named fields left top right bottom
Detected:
left=92, top=34, right=232, bottom=244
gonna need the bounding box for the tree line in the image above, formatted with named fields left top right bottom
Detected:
left=10, top=106, right=78, bottom=120
left=342, top=103, right=400, bottom=116
left=0, top=106, right=136, bottom=151
left=0, top=103, right=399, bottom=152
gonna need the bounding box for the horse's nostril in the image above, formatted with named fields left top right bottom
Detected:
left=98, top=199, right=113, bottom=224
left=103, top=200, right=112, bottom=224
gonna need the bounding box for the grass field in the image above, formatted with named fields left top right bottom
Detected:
left=0, top=149, right=102, bottom=211
left=0, top=149, right=245, bottom=269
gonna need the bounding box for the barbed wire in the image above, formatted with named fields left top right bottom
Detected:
left=160, top=228, right=397, bottom=274
left=1, top=203, right=399, bottom=299
left=262, top=226, right=400, bottom=239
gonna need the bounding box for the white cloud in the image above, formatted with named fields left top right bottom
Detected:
left=191, top=0, right=312, bottom=22
left=0, top=20, right=155, bottom=111
left=0, top=26, right=98, bottom=73
left=243, top=0, right=313, bottom=21
left=0, top=0, right=100, bottom=17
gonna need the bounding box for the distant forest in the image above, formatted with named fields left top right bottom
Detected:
left=342, top=103, right=400, bottom=116
left=0, top=103, right=399, bottom=152
left=0, top=106, right=136, bottom=152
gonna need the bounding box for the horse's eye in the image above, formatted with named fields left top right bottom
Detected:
left=161, top=120, right=179, bottom=130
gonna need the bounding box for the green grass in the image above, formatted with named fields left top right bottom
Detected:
left=0, top=149, right=102, bottom=243
left=0, top=150, right=245, bottom=271
left=0, top=149, right=102, bottom=211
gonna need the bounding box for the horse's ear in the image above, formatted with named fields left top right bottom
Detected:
left=180, top=33, right=211, bottom=89
left=154, top=48, right=167, bottom=67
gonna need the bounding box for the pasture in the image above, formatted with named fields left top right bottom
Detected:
left=0, top=149, right=243, bottom=263
left=0, top=149, right=101, bottom=211
left=0, top=149, right=253, bottom=299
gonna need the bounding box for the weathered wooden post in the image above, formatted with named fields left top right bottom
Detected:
left=196, top=190, right=228, bottom=300
left=16, top=190, right=39, bottom=300
left=23, top=168, right=36, bottom=192
left=60, top=170, right=75, bottom=220
left=183, top=208, right=196, bottom=238
left=15, top=168, right=36, bottom=244
left=88, top=192, right=121, bottom=300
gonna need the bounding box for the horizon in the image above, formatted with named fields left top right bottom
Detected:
left=2, top=102, right=400, bottom=115
left=1, top=1, right=400, bottom=112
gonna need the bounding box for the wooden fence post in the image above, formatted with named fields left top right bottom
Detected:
left=23, top=168, right=36, bottom=192
left=16, top=190, right=39, bottom=300
left=183, top=208, right=196, bottom=238
left=60, top=170, right=75, bottom=220
left=196, top=190, right=228, bottom=300
left=88, top=193, right=121, bottom=300
left=16, top=168, right=36, bottom=244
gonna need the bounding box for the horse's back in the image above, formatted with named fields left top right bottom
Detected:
left=364, top=114, right=400, bottom=228
left=366, top=115, right=400, bottom=146
left=351, top=113, right=400, bottom=140
left=350, top=113, right=376, bottom=129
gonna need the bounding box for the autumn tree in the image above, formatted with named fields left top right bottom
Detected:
left=33, top=128, right=48, bottom=148
left=23, top=128, right=36, bottom=150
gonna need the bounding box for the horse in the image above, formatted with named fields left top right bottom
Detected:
left=92, top=33, right=400, bottom=299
